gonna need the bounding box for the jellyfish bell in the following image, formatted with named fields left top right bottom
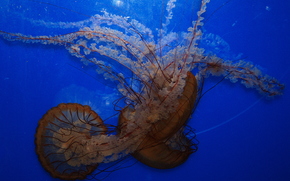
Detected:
left=132, top=128, right=195, bottom=169
left=35, top=103, right=107, bottom=180
left=118, top=72, right=198, bottom=169
left=148, top=72, right=198, bottom=141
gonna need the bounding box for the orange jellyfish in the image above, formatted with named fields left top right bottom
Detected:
left=35, top=103, right=107, bottom=180
left=127, top=72, right=198, bottom=169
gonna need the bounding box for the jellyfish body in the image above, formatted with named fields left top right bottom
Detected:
left=35, top=103, right=107, bottom=180
left=125, top=72, right=198, bottom=169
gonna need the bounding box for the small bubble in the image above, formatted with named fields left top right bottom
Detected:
left=112, top=0, right=124, bottom=7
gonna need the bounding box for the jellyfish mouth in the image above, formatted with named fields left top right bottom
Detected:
left=35, top=103, right=107, bottom=180
left=119, top=72, right=198, bottom=169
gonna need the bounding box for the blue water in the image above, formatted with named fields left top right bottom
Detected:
left=0, top=0, right=289, bottom=180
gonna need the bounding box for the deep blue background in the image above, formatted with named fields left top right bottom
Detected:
left=0, top=0, right=289, bottom=180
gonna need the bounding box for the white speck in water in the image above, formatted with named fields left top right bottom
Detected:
left=112, top=0, right=124, bottom=7
left=232, top=20, right=237, bottom=27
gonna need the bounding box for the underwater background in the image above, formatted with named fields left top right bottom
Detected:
left=0, top=0, right=289, bottom=180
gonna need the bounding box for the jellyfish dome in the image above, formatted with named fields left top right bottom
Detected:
left=35, top=103, right=106, bottom=180
left=130, top=72, right=198, bottom=169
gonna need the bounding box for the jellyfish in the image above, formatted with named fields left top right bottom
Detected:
left=120, top=72, right=198, bottom=169
left=35, top=103, right=105, bottom=180
left=0, top=0, right=284, bottom=180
